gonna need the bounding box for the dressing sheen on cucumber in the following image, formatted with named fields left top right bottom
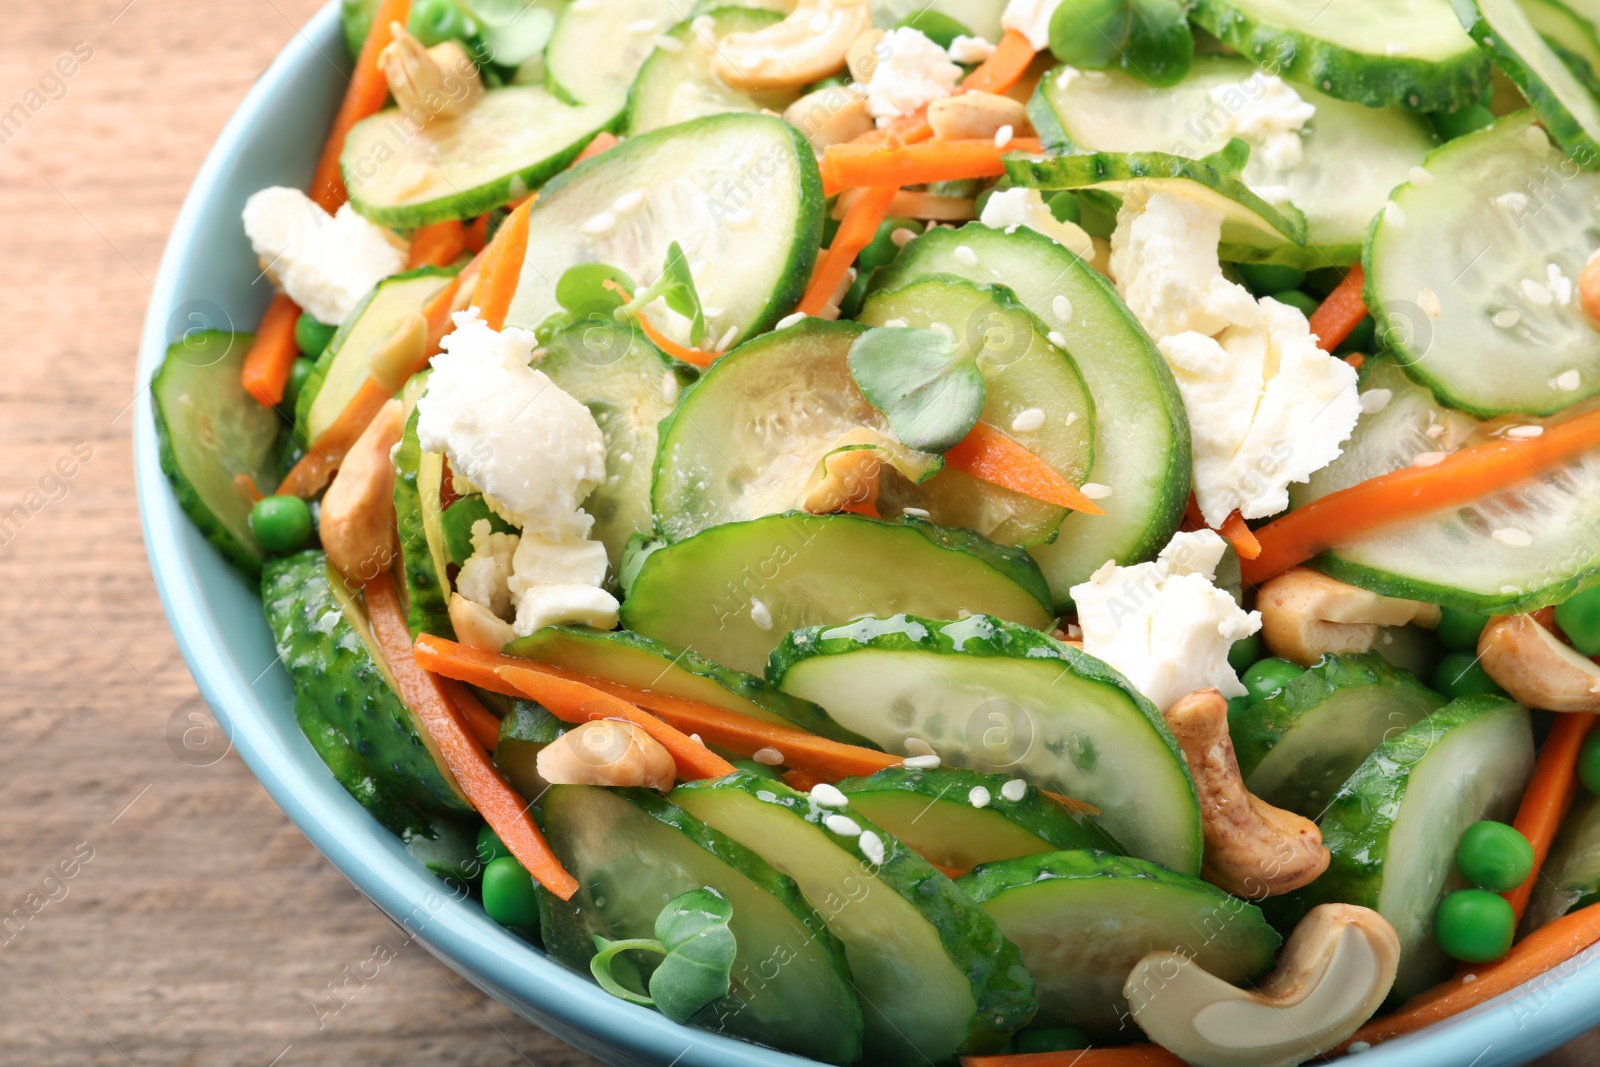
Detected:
left=393, top=384, right=455, bottom=640
left=1458, top=0, right=1600, bottom=166
left=627, top=9, right=796, bottom=136
left=1524, top=793, right=1600, bottom=933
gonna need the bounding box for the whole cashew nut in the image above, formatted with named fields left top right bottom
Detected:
left=379, top=23, right=484, bottom=124
left=536, top=720, right=677, bottom=790
left=711, top=0, right=873, bottom=91
left=1258, top=567, right=1441, bottom=667
left=1164, top=688, right=1329, bottom=898
left=802, top=427, right=888, bottom=514
left=447, top=592, right=518, bottom=652
left=927, top=91, right=1029, bottom=142
left=1478, top=612, right=1600, bottom=711
left=1581, top=251, right=1600, bottom=331
left=783, top=84, right=874, bottom=151
left=1125, top=903, right=1400, bottom=1067
left=321, top=399, right=406, bottom=585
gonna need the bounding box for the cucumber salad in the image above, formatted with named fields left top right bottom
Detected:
left=155, top=0, right=1600, bottom=1061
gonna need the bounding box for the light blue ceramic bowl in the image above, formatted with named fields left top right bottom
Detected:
left=135, top=5, right=1600, bottom=1064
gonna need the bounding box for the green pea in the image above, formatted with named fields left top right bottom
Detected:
left=294, top=313, right=338, bottom=359
left=1335, top=315, right=1376, bottom=355
left=1433, top=652, right=1504, bottom=699
left=1578, top=729, right=1600, bottom=796
left=1268, top=289, right=1320, bottom=317
left=856, top=216, right=922, bottom=274
left=1227, top=633, right=1262, bottom=673
left=1235, top=262, right=1306, bottom=296
left=1434, top=888, right=1515, bottom=962
left=1555, top=585, right=1600, bottom=657
left=281, top=357, right=316, bottom=416
left=838, top=267, right=875, bottom=320
left=481, top=856, right=541, bottom=929
left=1431, top=104, right=1495, bottom=142
left=1013, top=1025, right=1090, bottom=1053
left=1436, top=605, right=1489, bottom=651
left=893, top=9, right=971, bottom=49
left=1456, top=821, right=1534, bottom=892
left=476, top=823, right=512, bottom=866
left=1241, top=657, right=1303, bottom=702
left=410, top=0, right=467, bottom=46
left=249, top=495, right=313, bottom=553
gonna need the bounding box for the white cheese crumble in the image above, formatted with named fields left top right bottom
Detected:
left=864, top=28, right=961, bottom=125
left=1069, top=530, right=1262, bottom=711
left=456, top=519, right=518, bottom=619
left=1205, top=74, right=1316, bottom=173
left=241, top=186, right=407, bottom=326
left=979, top=187, right=1095, bottom=261
left=810, top=783, right=849, bottom=808
left=946, top=34, right=995, bottom=64
left=1000, top=778, right=1027, bottom=802
left=1000, top=0, right=1062, bottom=50
left=968, top=786, right=992, bottom=808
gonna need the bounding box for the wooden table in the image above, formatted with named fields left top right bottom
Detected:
left=0, top=1, right=1592, bottom=1063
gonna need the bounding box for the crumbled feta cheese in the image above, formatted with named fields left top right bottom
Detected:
left=810, top=783, right=849, bottom=808
left=946, top=34, right=995, bottom=64
left=1069, top=530, right=1261, bottom=710
left=1548, top=263, right=1574, bottom=305
left=824, top=813, right=862, bottom=836
left=1010, top=407, right=1047, bottom=433
left=456, top=519, right=520, bottom=619
left=979, top=187, right=1095, bottom=261
left=505, top=534, right=618, bottom=636
left=1109, top=191, right=1255, bottom=339
left=1205, top=74, right=1316, bottom=172
left=1000, top=778, right=1027, bottom=802
left=858, top=830, right=885, bottom=865
left=865, top=28, right=962, bottom=125
left=241, top=186, right=407, bottom=326
left=1001, top=0, right=1062, bottom=50
left=968, top=786, right=992, bottom=808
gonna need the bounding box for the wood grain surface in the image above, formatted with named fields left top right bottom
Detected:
left=0, top=1, right=1593, bottom=1064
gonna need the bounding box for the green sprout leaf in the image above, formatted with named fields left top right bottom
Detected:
left=616, top=241, right=706, bottom=346
left=556, top=262, right=635, bottom=317
left=1202, top=137, right=1251, bottom=176
left=590, top=936, right=666, bottom=1007
left=586, top=888, right=736, bottom=1024
left=1048, top=0, right=1193, bottom=89
left=847, top=326, right=987, bottom=454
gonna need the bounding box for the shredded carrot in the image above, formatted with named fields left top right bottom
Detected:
left=781, top=768, right=824, bottom=793
left=574, top=131, right=620, bottom=164
left=443, top=681, right=502, bottom=752
left=851, top=111, right=934, bottom=148
left=364, top=575, right=577, bottom=899
left=1344, top=352, right=1366, bottom=371
left=275, top=377, right=393, bottom=498
left=798, top=185, right=899, bottom=316
left=959, top=29, right=1037, bottom=95
left=1507, top=713, right=1598, bottom=921
left=310, top=0, right=409, bottom=212
left=493, top=663, right=736, bottom=780
left=234, top=473, right=263, bottom=504
left=239, top=294, right=303, bottom=407
left=1308, top=264, right=1368, bottom=353
left=945, top=422, right=1105, bottom=515
left=407, top=220, right=467, bottom=269
left=463, top=214, right=490, bottom=253
left=1219, top=512, right=1261, bottom=560
left=822, top=139, right=1041, bottom=198
left=931, top=862, right=969, bottom=879
left=472, top=196, right=535, bottom=331
left=1242, top=404, right=1600, bottom=584
left=637, top=312, right=721, bottom=367
left=962, top=1046, right=1185, bottom=1067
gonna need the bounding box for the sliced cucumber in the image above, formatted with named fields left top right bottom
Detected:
left=545, top=0, right=691, bottom=114
left=869, top=223, right=1190, bottom=608
left=838, top=766, right=1119, bottom=869
left=393, top=393, right=454, bottom=640
left=620, top=512, right=1055, bottom=673
left=295, top=697, right=430, bottom=838
left=492, top=700, right=568, bottom=800
left=152, top=331, right=282, bottom=576
left=769, top=614, right=1202, bottom=873
left=672, top=772, right=1037, bottom=1063
left=1032, top=57, right=1437, bottom=266
left=441, top=494, right=516, bottom=566
left=960, top=851, right=1279, bottom=1037
left=1366, top=111, right=1600, bottom=417
left=627, top=9, right=796, bottom=136
left=1525, top=794, right=1600, bottom=932
left=343, top=88, right=616, bottom=228
left=540, top=785, right=864, bottom=1063
left=503, top=624, right=866, bottom=741
left=858, top=277, right=1097, bottom=547
left=404, top=815, right=483, bottom=885
left=1231, top=653, right=1446, bottom=819
left=1460, top=0, right=1600, bottom=166
left=1301, top=694, right=1533, bottom=999
left=872, top=0, right=1003, bottom=39
left=299, top=267, right=457, bottom=445
left=1523, top=0, right=1600, bottom=77
left=505, top=114, right=823, bottom=349
left=1187, top=0, right=1489, bottom=111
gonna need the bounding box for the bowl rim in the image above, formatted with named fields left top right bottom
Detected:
left=132, top=4, right=1600, bottom=1065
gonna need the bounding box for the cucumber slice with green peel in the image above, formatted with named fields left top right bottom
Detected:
left=1522, top=0, right=1600, bottom=77
left=959, top=851, right=1280, bottom=1037
left=769, top=614, right=1203, bottom=873
left=152, top=331, right=283, bottom=577
left=540, top=784, right=865, bottom=1064
left=1524, top=794, right=1600, bottom=933
left=492, top=700, right=568, bottom=800
left=1031, top=57, right=1438, bottom=267
left=627, top=9, right=797, bottom=136
left=503, top=625, right=868, bottom=742
left=393, top=392, right=455, bottom=640
left=1459, top=0, right=1600, bottom=167
left=263, top=551, right=473, bottom=817
left=1005, top=148, right=1309, bottom=250
left=620, top=512, right=1055, bottom=673
left=857, top=276, right=1097, bottom=547
left=838, top=767, right=1120, bottom=869
left=343, top=88, right=617, bottom=228
left=404, top=816, right=485, bottom=885
left=1230, top=653, right=1447, bottom=819
left=298, top=267, right=458, bottom=444
left=545, top=0, right=691, bottom=113
left=1365, top=111, right=1600, bottom=417
left=1298, top=694, right=1533, bottom=999
left=536, top=320, right=693, bottom=569
left=672, top=772, right=1037, bottom=1063
left=871, top=0, right=1003, bottom=39
left=505, top=114, right=823, bottom=349
left=869, top=223, right=1190, bottom=608
left=294, top=698, right=431, bottom=839
left=1187, top=0, right=1489, bottom=111
left=440, top=494, right=516, bottom=566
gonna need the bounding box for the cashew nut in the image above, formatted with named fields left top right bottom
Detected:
left=784, top=84, right=874, bottom=151
left=1581, top=251, right=1600, bottom=331
left=1164, top=688, right=1329, bottom=898
left=535, top=720, right=677, bottom=790
left=1478, top=612, right=1600, bottom=711
left=1125, top=903, right=1400, bottom=1067
left=379, top=23, right=484, bottom=124
left=802, top=428, right=887, bottom=514
left=447, top=592, right=518, bottom=652
left=927, top=91, right=1029, bottom=142
left=711, top=0, right=872, bottom=91
left=1258, top=567, right=1441, bottom=667
left=321, top=399, right=406, bottom=584
left=845, top=28, right=884, bottom=83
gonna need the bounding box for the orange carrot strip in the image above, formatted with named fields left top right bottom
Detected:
left=822, top=139, right=1041, bottom=197
left=443, top=681, right=502, bottom=752
left=234, top=473, right=264, bottom=504
left=275, top=377, right=393, bottom=498
left=781, top=768, right=825, bottom=793
left=945, top=421, right=1104, bottom=515
left=1219, top=512, right=1261, bottom=560
left=463, top=214, right=490, bottom=253
left=1241, top=404, right=1600, bottom=584
left=471, top=196, right=535, bottom=331
left=962, top=1046, right=1186, bottom=1067
left=959, top=29, right=1037, bottom=95
left=493, top=664, right=735, bottom=780
left=1507, top=713, right=1598, bottom=921
left=407, top=220, right=467, bottom=269
left=310, top=0, right=410, bottom=212
left=239, top=294, right=303, bottom=407
left=637, top=313, right=720, bottom=367
left=364, top=575, right=577, bottom=898
left=1345, top=352, right=1366, bottom=371
left=574, top=131, right=619, bottom=163
left=798, top=185, right=899, bottom=316
left=1308, top=264, right=1367, bottom=353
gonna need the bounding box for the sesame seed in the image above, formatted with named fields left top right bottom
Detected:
left=1555, top=369, right=1582, bottom=391
left=1495, top=192, right=1528, bottom=213
left=1548, top=263, right=1574, bottom=305
left=1348, top=1042, right=1371, bottom=1054
left=904, top=737, right=935, bottom=756
left=753, top=746, right=784, bottom=765
left=954, top=245, right=980, bottom=267
left=776, top=311, right=807, bottom=329
left=824, top=813, right=862, bottom=836
left=1383, top=201, right=1406, bottom=227
left=1384, top=42, right=1407, bottom=55
left=1521, top=278, right=1553, bottom=306
left=1506, top=425, right=1544, bottom=438
left=1411, top=451, right=1448, bottom=467
left=890, top=227, right=917, bottom=247
left=902, top=506, right=931, bottom=519
left=1417, top=287, right=1440, bottom=318
left=1462, top=974, right=1477, bottom=984
left=884, top=317, right=909, bottom=328
left=750, top=598, right=773, bottom=630
left=1047, top=330, right=1068, bottom=348
left=858, top=830, right=885, bottom=865
left=723, top=207, right=754, bottom=229
left=1492, top=527, right=1533, bottom=547
left=994, top=124, right=1014, bottom=148
left=717, top=325, right=738, bottom=350
left=703, top=305, right=725, bottom=319
left=968, top=786, right=992, bottom=808
left=661, top=371, right=679, bottom=404
left=903, top=754, right=942, bottom=769
left=1010, top=407, right=1047, bottom=433
left=1359, top=389, right=1392, bottom=414
left=811, top=783, right=849, bottom=808
left=581, top=212, right=616, bottom=236
left=1492, top=309, right=1520, bottom=328
left=626, top=17, right=658, bottom=33
left=756, top=789, right=778, bottom=803
left=931, top=322, right=956, bottom=341
left=653, top=33, right=684, bottom=52
left=690, top=733, right=704, bottom=745
left=612, top=190, right=644, bottom=213
left=1052, top=294, right=1073, bottom=323
left=1081, top=482, right=1113, bottom=499
left=1408, top=166, right=1433, bottom=186
left=1000, top=778, right=1027, bottom=802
